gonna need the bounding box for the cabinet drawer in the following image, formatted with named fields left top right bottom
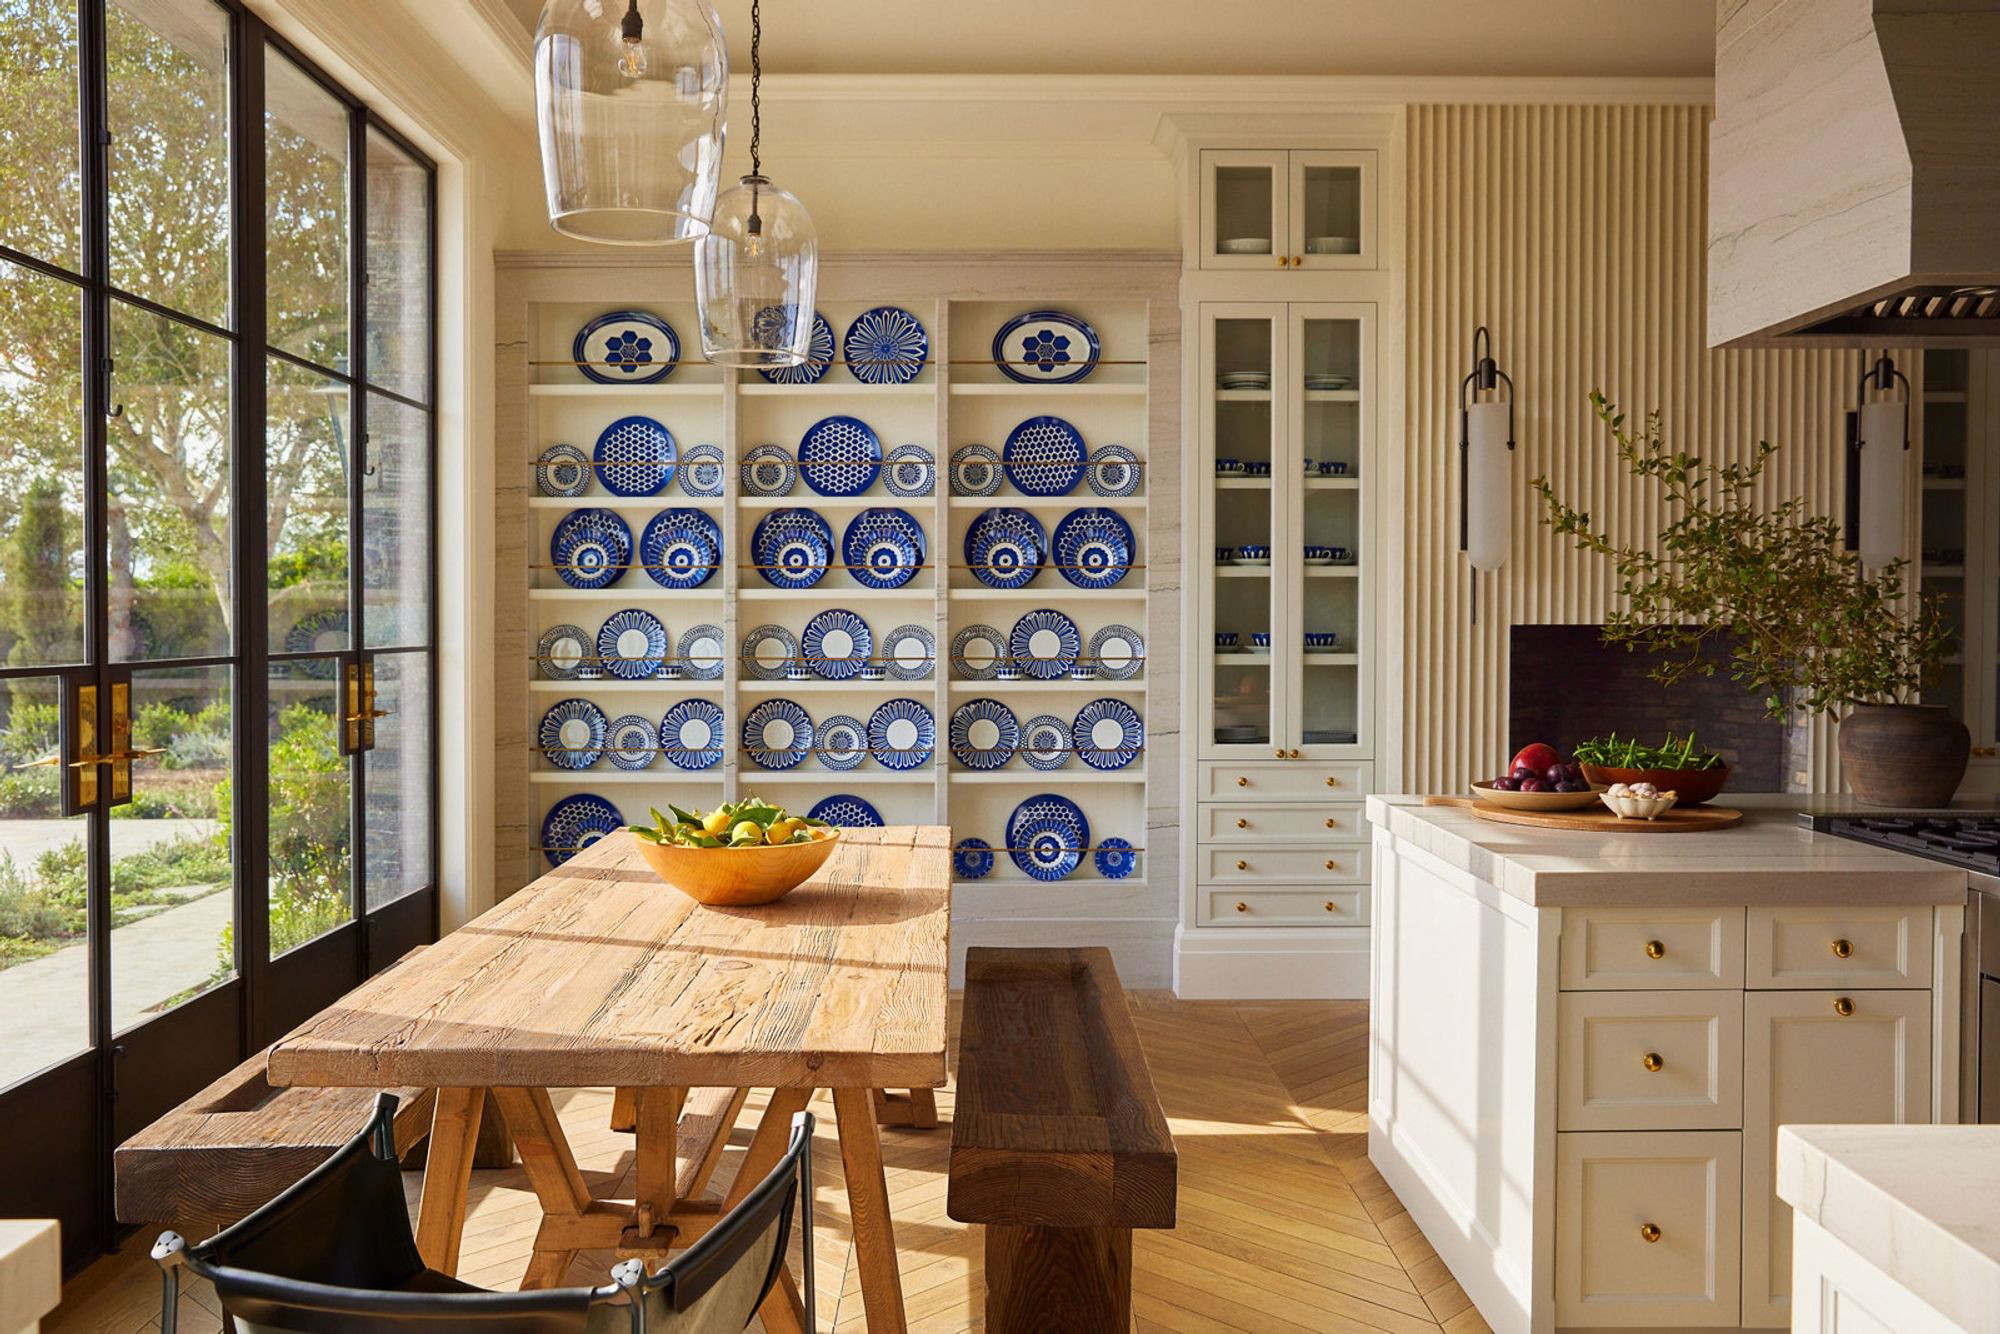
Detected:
left=1200, top=845, right=1369, bottom=884
left=1201, top=886, right=1365, bottom=926
left=1198, top=803, right=1364, bottom=843
left=1196, top=760, right=1372, bottom=802
left=1746, top=906, right=1932, bottom=989
left=1558, top=991, right=1745, bottom=1131
left=1556, top=1130, right=1742, bottom=1328
left=1560, top=907, right=1746, bottom=991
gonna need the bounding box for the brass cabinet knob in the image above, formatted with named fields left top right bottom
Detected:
left=1275, top=748, right=1286, bottom=759
left=1324, top=901, right=1337, bottom=912
left=1235, top=860, right=1248, bottom=871
left=1325, top=776, right=1338, bottom=787
left=1237, top=776, right=1249, bottom=787
left=1289, top=748, right=1301, bottom=759
left=1639, top=1223, right=1662, bottom=1244
left=1324, top=817, right=1338, bottom=829
left=1831, top=938, right=1854, bottom=959
left=1293, top=255, right=1304, bottom=267
left=1642, top=1052, right=1664, bottom=1073
left=1235, top=901, right=1249, bottom=912
left=1277, top=255, right=1290, bottom=268
left=1324, top=859, right=1337, bottom=870
left=1834, top=996, right=1855, bottom=1017
left=1644, top=939, right=1666, bottom=960
left=1236, top=817, right=1249, bottom=829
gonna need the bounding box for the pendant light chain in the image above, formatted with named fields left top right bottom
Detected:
left=749, top=0, right=762, bottom=178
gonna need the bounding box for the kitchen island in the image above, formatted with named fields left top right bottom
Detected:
left=1366, top=795, right=1968, bottom=1333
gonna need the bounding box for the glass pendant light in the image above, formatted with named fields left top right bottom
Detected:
left=695, top=0, right=819, bottom=366
left=534, top=0, right=727, bottom=245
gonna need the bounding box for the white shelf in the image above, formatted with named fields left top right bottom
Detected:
left=1215, top=652, right=1272, bottom=664
left=529, top=587, right=726, bottom=600
left=1303, top=390, right=1362, bottom=403
left=949, top=586, right=1144, bottom=601
left=735, top=381, right=936, bottom=398
left=954, top=871, right=1145, bottom=889
left=947, top=495, right=1147, bottom=510
left=736, top=585, right=936, bottom=600
left=736, top=769, right=937, bottom=783
left=1215, top=389, right=1271, bottom=402
left=1922, top=565, right=1967, bottom=578
left=948, top=381, right=1147, bottom=398
left=738, top=494, right=931, bottom=509
left=528, top=679, right=724, bottom=693
left=1303, top=653, right=1361, bottom=665
left=527, top=496, right=724, bottom=511
left=1924, top=477, right=1968, bottom=491
left=529, top=382, right=724, bottom=398
left=1305, top=566, right=1361, bottom=578
left=949, top=769, right=1144, bottom=783
left=529, top=770, right=723, bottom=784
left=1216, top=566, right=1271, bottom=577
left=1925, top=391, right=1969, bottom=404
left=947, top=679, right=1144, bottom=694
left=737, top=678, right=938, bottom=692
left=1214, top=476, right=1360, bottom=489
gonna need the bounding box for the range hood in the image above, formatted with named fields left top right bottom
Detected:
left=1708, top=0, right=2000, bottom=348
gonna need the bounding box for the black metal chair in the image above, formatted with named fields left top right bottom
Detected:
left=153, top=1090, right=816, bottom=1333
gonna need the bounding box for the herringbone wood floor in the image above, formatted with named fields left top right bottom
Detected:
left=51, top=996, right=1489, bottom=1333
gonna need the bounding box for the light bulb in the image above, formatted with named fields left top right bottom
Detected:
left=615, top=0, right=648, bottom=78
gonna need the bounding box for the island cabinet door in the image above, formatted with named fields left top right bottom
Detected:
left=1741, top=989, right=1933, bottom=1329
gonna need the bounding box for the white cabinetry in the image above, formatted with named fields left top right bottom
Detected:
left=1197, top=149, right=1378, bottom=271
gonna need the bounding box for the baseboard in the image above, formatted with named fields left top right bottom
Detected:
left=950, top=916, right=1175, bottom=988
left=1171, top=924, right=1370, bottom=999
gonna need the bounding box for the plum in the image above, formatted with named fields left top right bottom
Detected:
left=1519, top=776, right=1548, bottom=793
left=1544, top=763, right=1569, bottom=785
left=1488, top=775, right=1519, bottom=791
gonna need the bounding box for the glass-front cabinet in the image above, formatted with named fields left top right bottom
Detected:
left=1197, top=150, right=1376, bottom=272
left=1920, top=350, right=2000, bottom=784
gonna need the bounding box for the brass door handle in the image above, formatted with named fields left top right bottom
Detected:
left=1831, top=938, right=1854, bottom=959
left=1644, top=939, right=1666, bottom=959
left=347, top=708, right=392, bottom=723
left=1834, top=996, right=1855, bottom=1017
left=1639, top=1223, right=1661, bottom=1244
left=1236, top=818, right=1249, bottom=829
left=1642, top=1052, right=1664, bottom=1072
left=23, top=751, right=63, bottom=769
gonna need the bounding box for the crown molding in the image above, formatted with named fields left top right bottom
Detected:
left=494, top=247, right=1182, bottom=272
left=745, top=72, right=1713, bottom=107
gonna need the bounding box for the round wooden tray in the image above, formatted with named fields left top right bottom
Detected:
left=1425, top=795, right=1743, bottom=834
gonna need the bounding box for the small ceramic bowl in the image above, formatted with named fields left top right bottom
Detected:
left=1303, top=545, right=1333, bottom=563
left=1245, top=461, right=1272, bottom=477
left=1215, top=459, right=1244, bottom=475
left=1250, top=632, right=1272, bottom=648
left=859, top=663, right=886, bottom=681
left=1216, top=546, right=1236, bottom=564
left=1601, top=789, right=1681, bottom=820
left=1214, top=632, right=1239, bottom=650
left=1236, top=544, right=1271, bottom=564
left=1328, top=461, right=1350, bottom=476
left=1070, top=663, right=1097, bottom=680
left=1330, top=546, right=1351, bottom=562
left=1302, top=458, right=1318, bottom=473
left=1304, top=631, right=1341, bottom=650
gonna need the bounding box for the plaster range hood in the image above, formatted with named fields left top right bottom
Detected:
left=1708, top=0, right=2000, bottom=348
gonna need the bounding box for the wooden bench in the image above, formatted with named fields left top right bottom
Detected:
left=947, top=946, right=1177, bottom=1332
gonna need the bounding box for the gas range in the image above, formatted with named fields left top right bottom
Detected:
left=1819, top=814, right=2000, bottom=878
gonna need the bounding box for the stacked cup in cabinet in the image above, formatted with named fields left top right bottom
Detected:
left=1195, top=758, right=1370, bottom=924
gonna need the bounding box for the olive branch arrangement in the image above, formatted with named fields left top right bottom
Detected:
left=1529, top=392, right=1953, bottom=718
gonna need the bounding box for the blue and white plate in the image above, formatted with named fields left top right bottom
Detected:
left=963, top=507, right=1047, bottom=590
left=1086, top=445, right=1142, bottom=499
left=573, top=310, right=678, bottom=386
left=536, top=443, right=589, bottom=497
left=593, top=415, right=677, bottom=497
left=1006, top=793, right=1090, bottom=882
left=949, top=444, right=1002, bottom=497
left=605, top=714, right=658, bottom=770
left=1071, top=696, right=1143, bottom=771
left=1019, top=714, right=1072, bottom=771
left=1052, top=507, right=1135, bottom=590
left=950, top=624, right=1006, bottom=680
left=551, top=508, right=633, bottom=590
left=679, top=443, right=726, bottom=498
left=541, top=793, right=624, bottom=868
left=751, top=508, right=834, bottom=589
left=809, top=793, right=884, bottom=828
left=950, top=698, right=1020, bottom=771
left=740, top=624, right=800, bottom=680
left=993, top=309, right=1101, bottom=386
left=843, top=306, right=928, bottom=386
left=1002, top=416, right=1087, bottom=497
left=868, top=698, right=936, bottom=770
left=743, top=697, right=814, bottom=771
left=799, top=415, right=883, bottom=497
left=803, top=608, right=873, bottom=681
left=660, top=698, right=725, bottom=770
left=816, top=714, right=869, bottom=771
left=884, top=444, right=935, bottom=498
left=284, top=609, right=348, bottom=675
left=678, top=624, right=726, bottom=680
left=881, top=624, right=935, bottom=680
left=759, top=310, right=835, bottom=385
left=539, top=697, right=608, bottom=770
left=1094, top=837, right=1137, bottom=880
left=639, top=508, right=721, bottom=590
left=741, top=444, right=799, bottom=497
left=1089, top=625, right=1146, bottom=680
left=842, top=507, right=926, bottom=590
left=596, top=608, right=669, bottom=680
left=953, top=838, right=996, bottom=880
left=1009, top=609, right=1081, bottom=682
left=537, top=624, right=591, bottom=680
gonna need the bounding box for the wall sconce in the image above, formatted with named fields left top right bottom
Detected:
left=1459, top=326, right=1516, bottom=621
left=1850, top=351, right=1910, bottom=570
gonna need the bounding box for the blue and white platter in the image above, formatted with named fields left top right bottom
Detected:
left=950, top=624, right=1006, bottom=680
left=843, top=306, right=928, bottom=386
left=1052, top=507, right=1135, bottom=590
left=660, top=698, right=725, bottom=770
left=596, top=607, right=668, bottom=680
left=884, top=444, right=935, bottom=498
left=1086, top=444, right=1142, bottom=499
left=992, top=309, right=1100, bottom=386
left=1006, top=793, right=1090, bottom=882
left=802, top=609, right=873, bottom=681
left=815, top=714, right=869, bottom=771
left=751, top=508, right=834, bottom=589
left=1002, top=416, right=1087, bottom=497
left=573, top=310, right=678, bottom=386
left=1019, top=714, right=1072, bottom=771
left=741, top=444, right=799, bottom=498
left=742, top=697, right=814, bottom=771
left=799, top=415, right=882, bottom=497
left=1009, top=609, right=1081, bottom=681
left=639, top=508, right=721, bottom=590
left=541, top=793, right=624, bottom=868
left=759, top=310, right=836, bottom=385
left=678, top=624, right=726, bottom=680
left=740, top=624, right=800, bottom=680
left=539, top=697, right=608, bottom=770
left=593, top=415, right=677, bottom=497
left=1089, top=624, right=1146, bottom=680
left=679, top=443, right=726, bottom=498
left=809, top=794, right=884, bottom=828
left=537, top=623, right=591, bottom=680
left=536, top=443, right=590, bottom=497
left=963, top=507, right=1047, bottom=590
left=842, top=507, right=926, bottom=590
left=949, top=698, right=1020, bottom=771
left=949, top=444, right=1002, bottom=498
left=1071, top=696, right=1144, bottom=771
left=881, top=624, right=935, bottom=680
left=952, top=838, right=996, bottom=880
left=868, top=697, right=936, bottom=770
left=605, top=714, right=658, bottom=771
left=551, top=508, right=633, bottom=590
left=1094, top=837, right=1137, bottom=880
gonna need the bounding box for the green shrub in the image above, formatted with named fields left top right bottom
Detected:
left=0, top=766, right=59, bottom=818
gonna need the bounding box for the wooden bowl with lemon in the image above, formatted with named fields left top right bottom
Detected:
left=627, top=799, right=841, bottom=907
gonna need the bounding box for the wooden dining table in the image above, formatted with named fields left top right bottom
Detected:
left=266, top=823, right=951, bottom=1333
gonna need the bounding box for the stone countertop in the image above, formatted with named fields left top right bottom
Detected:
left=1366, top=794, right=1970, bottom=907
left=1778, top=1124, right=2000, bottom=1333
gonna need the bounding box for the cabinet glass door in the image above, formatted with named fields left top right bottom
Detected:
left=1203, top=307, right=1285, bottom=752
left=1289, top=306, right=1370, bottom=755
left=1199, top=150, right=1287, bottom=271
left=1919, top=350, right=1969, bottom=724
left=1287, top=151, right=1373, bottom=271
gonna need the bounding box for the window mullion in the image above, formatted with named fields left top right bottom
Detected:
left=348, top=101, right=370, bottom=955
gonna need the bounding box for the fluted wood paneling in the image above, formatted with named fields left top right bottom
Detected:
left=1404, top=104, right=1874, bottom=793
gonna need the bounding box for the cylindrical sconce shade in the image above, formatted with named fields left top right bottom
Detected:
left=1857, top=399, right=1908, bottom=569
left=1465, top=400, right=1512, bottom=570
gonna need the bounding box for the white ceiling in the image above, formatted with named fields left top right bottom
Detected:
left=497, top=0, right=1713, bottom=78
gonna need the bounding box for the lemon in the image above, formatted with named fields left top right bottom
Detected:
left=730, top=819, right=763, bottom=844
left=766, top=818, right=798, bottom=845
left=701, top=808, right=734, bottom=837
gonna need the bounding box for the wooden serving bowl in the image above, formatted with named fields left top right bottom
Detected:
left=1469, top=781, right=1608, bottom=812
left=1579, top=763, right=1732, bottom=807
left=630, top=829, right=841, bottom=907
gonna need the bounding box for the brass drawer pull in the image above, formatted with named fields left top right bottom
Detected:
left=1834, top=996, right=1855, bottom=1017
left=1639, top=1223, right=1661, bottom=1244
left=1325, top=817, right=1338, bottom=829
left=1644, top=939, right=1666, bottom=959
left=1235, top=860, right=1248, bottom=871
left=1642, top=1052, right=1664, bottom=1073
left=1324, top=901, right=1337, bottom=912
left=1324, top=859, right=1337, bottom=870
left=1831, top=938, right=1854, bottom=959
left=1235, top=901, right=1249, bottom=912
left=1324, top=776, right=1338, bottom=787
left=1236, top=776, right=1249, bottom=787
left=1236, top=817, right=1249, bottom=829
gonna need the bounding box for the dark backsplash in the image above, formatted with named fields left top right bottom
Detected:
left=1508, top=626, right=1787, bottom=789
